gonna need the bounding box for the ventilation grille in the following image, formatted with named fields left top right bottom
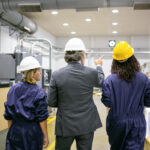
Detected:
left=134, top=0, right=150, bottom=10
left=18, top=3, right=42, bottom=12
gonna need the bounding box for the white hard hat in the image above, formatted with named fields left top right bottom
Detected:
left=64, top=38, right=87, bottom=52
left=17, top=56, right=41, bottom=73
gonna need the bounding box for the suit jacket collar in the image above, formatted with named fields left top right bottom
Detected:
left=68, top=61, right=82, bottom=65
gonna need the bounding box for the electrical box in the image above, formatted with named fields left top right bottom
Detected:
left=0, top=54, right=15, bottom=80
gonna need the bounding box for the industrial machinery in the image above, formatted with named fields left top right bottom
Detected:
left=0, top=54, right=15, bottom=87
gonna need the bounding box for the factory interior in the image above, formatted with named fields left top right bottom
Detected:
left=0, top=0, right=150, bottom=150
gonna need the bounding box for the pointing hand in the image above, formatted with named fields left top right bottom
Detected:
left=95, top=56, right=104, bottom=66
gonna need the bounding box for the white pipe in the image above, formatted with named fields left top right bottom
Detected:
left=31, top=42, right=40, bottom=55
left=52, top=51, right=150, bottom=54
left=24, top=38, right=52, bottom=69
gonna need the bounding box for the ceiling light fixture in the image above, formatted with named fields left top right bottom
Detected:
left=85, top=18, right=92, bottom=22
left=51, top=11, right=58, bottom=15
left=63, top=23, right=69, bottom=26
left=112, top=9, right=119, bottom=14
left=112, top=31, right=118, bottom=34
left=112, top=22, right=118, bottom=26
left=109, top=40, right=116, bottom=47
left=71, top=32, right=76, bottom=34
left=24, top=26, right=31, bottom=32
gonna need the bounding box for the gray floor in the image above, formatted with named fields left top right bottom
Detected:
left=0, top=129, right=7, bottom=150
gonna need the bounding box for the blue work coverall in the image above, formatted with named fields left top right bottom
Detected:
left=4, top=81, right=49, bottom=150
left=101, top=72, right=150, bottom=150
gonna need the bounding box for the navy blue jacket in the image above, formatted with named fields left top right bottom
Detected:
left=4, top=81, right=49, bottom=150
left=101, top=72, right=150, bottom=150
left=102, top=72, right=150, bottom=114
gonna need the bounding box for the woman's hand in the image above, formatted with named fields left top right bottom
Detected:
left=43, top=136, right=49, bottom=148
left=40, top=120, right=49, bottom=148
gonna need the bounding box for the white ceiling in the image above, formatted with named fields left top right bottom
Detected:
left=24, top=7, right=150, bottom=37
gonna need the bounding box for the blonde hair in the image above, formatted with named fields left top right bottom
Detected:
left=22, top=69, right=37, bottom=84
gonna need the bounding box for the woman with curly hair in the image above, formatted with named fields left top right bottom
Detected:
left=101, top=41, right=150, bottom=150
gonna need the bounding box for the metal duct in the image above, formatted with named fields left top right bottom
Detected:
left=0, top=0, right=135, bottom=12
left=0, top=10, right=37, bottom=34
left=134, top=0, right=150, bottom=10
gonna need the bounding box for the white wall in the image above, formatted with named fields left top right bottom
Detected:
left=33, top=26, right=56, bottom=46
left=149, top=35, right=150, bottom=50
left=0, top=26, right=56, bottom=53
left=54, top=35, right=150, bottom=77
left=0, top=25, right=56, bottom=70
left=56, top=36, right=150, bottom=49
left=131, top=36, right=149, bottom=49
left=1, top=24, right=150, bottom=77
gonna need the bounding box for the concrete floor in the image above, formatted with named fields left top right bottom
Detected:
left=0, top=129, right=7, bottom=150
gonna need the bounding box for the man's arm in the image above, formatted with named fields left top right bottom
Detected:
left=48, top=74, right=58, bottom=107
left=94, top=56, right=105, bottom=87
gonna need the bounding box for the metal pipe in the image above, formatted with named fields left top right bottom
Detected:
left=31, top=42, right=40, bottom=55
left=52, top=50, right=150, bottom=54
left=23, top=38, right=52, bottom=69
left=0, top=10, right=37, bottom=34
left=0, top=0, right=135, bottom=12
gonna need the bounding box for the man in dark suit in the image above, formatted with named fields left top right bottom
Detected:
left=48, top=38, right=104, bottom=150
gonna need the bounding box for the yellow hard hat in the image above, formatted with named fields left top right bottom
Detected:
left=113, top=41, right=134, bottom=61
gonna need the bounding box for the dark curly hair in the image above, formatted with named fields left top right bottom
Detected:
left=64, top=51, right=85, bottom=63
left=111, top=55, right=141, bottom=82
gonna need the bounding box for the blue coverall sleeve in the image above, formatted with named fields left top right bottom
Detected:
left=3, top=87, right=14, bottom=120
left=35, top=91, right=49, bottom=122
left=4, top=102, right=13, bottom=120
left=101, top=79, right=111, bottom=107
left=94, top=66, right=105, bottom=87
left=48, top=74, right=58, bottom=107
left=144, top=78, right=150, bottom=107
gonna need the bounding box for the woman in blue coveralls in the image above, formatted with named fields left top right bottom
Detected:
left=4, top=56, right=49, bottom=150
left=101, top=41, right=150, bottom=150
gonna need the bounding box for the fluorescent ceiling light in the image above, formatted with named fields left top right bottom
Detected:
left=71, top=32, right=76, bottom=34
left=63, top=23, right=69, bottom=26
left=112, top=9, right=119, bottom=14
left=85, top=18, right=92, bottom=22
left=51, top=11, right=58, bottom=15
left=112, top=31, right=118, bottom=34
left=112, top=22, right=118, bottom=26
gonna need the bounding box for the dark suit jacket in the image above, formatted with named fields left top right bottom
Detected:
left=48, top=61, right=104, bottom=136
